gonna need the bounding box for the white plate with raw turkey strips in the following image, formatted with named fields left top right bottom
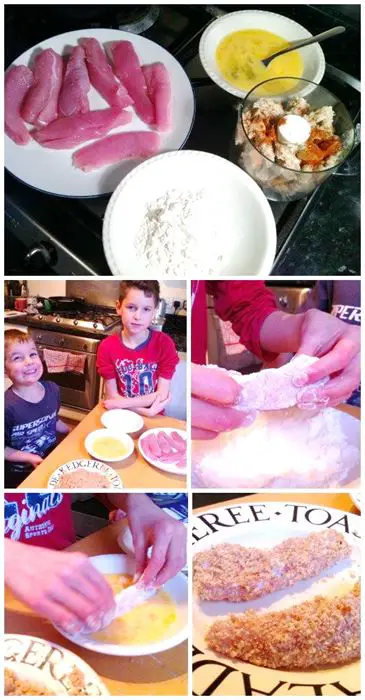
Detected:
left=138, top=428, right=187, bottom=475
left=5, top=28, right=195, bottom=197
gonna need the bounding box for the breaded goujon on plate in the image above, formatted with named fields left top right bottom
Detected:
left=206, top=581, right=360, bottom=670
left=193, top=530, right=351, bottom=601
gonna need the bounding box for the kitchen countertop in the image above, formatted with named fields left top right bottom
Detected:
left=19, top=403, right=187, bottom=489
left=5, top=521, right=187, bottom=696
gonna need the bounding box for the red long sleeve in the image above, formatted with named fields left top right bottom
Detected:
left=211, top=281, right=278, bottom=361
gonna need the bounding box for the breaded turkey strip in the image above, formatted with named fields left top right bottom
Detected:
left=206, top=582, right=360, bottom=670
left=193, top=530, right=351, bottom=601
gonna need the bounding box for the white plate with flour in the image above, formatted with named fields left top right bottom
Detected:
left=5, top=28, right=195, bottom=197
left=192, top=500, right=360, bottom=696
left=103, top=150, right=277, bottom=276
left=192, top=406, right=360, bottom=488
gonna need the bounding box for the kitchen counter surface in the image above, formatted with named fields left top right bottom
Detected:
left=5, top=521, right=187, bottom=696
left=19, top=403, right=187, bottom=489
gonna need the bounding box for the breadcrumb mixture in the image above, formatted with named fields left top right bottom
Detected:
left=206, top=581, right=360, bottom=670
left=193, top=530, right=351, bottom=601
left=242, top=96, right=343, bottom=172
left=5, top=666, right=90, bottom=696
left=56, top=469, right=111, bottom=488
left=5, top=669, right=55, bottom=696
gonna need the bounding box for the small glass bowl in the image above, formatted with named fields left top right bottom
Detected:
left=234, top=77, right=355, bottom=201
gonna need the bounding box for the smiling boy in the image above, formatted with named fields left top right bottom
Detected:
left=4, top=329, right=69, bottom=487
left=97, top=281, right=179, bottom=416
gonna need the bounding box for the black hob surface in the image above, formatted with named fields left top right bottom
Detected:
left=5, top=4, right=360, bottom=275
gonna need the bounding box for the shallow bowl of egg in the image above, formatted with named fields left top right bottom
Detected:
left=199, top=9, right=325, bottom=99
left=56, top=553, right=188, bottom=656
left=84, top=428, right=135, bottom=463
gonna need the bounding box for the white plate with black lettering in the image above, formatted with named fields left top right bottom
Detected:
left=48, top=458, right=123, bottom=489
left=5, top=28, right=195, bottom=197
left=4, top=634, right=109, bottom=695
left=192, top=500, right=360, bottom=696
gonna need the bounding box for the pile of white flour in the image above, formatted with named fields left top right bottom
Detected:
left=193, top=406, right=360, bottom=488
left=135, top=189, right=225, bottom=276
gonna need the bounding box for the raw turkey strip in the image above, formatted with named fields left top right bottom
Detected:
left=206, top=581, right=360, bottom=669
left=111, top=41, right=154, bottom=125
left=79, top=37, right=133, bottom=109
left=72, top=130, right=159, bottom=172
left=58, top=45, right=90, bottom=117
left=21, top=48, right=63, bottom=126
left=33, top=107, right=132, bottom=149
left=229, top=354, right=329, bottom=411
left=142, top=62, right=172, bottom=132
left=193, top=530, right=351, bottom=601
left=5, top=65, right=33, bottom=145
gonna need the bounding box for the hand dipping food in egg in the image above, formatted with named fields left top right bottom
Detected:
left=216, top=29, right=303, bottom=93
left=91, top=574, right=178, bottom=645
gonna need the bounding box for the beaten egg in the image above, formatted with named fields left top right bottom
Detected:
left=216, top=29, right=303, bottom=94
left=92, top=436, right=126, bottom=459
left=92, top=574, right=177, bottom=645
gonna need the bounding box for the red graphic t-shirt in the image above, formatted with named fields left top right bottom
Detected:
left=4, top=493, right=76, bottom=550
left=97, top=330, right=179, bottom=397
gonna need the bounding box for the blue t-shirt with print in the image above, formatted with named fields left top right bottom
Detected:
left=5, top=381, right=60, bottom=457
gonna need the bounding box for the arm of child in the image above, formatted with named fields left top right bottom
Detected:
left=56, top=419, right=70, bottom=434
left=156, top=377, right=171, bottom=401
left=103, top=377, right=159, bottom=409
left=5, top=446, right=43, bottom=466
left=103, top=391, right=160, bottom=411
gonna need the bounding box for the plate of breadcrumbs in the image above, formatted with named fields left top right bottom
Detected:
left=47, top=458, right=123, bottom=489
left=4, top=634, right=109, bottom=695
left=192, top=501, right=360, bottom=696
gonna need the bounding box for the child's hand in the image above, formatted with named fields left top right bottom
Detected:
left=5, top=541, right=115, bottom=634
left=56, top=418, right=70, bottom=435
left=23, top=452, right=43, bottom=467
left=103, top=396, right=126, bottom=410
left=136, top=393, right=171, bottom=417
left=192, top=364, right=257, bottom=439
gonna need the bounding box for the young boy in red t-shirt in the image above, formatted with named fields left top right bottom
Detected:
left=97, top=280, right=179, bottom=416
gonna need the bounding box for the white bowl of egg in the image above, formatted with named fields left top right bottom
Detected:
left=84, top=428, right=135, bottom=463
left=199, top=10, right=325, bottom=99
left=56, top=553, right=188, bottom=656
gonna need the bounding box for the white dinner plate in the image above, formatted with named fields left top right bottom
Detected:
left=192, top=500, right=360, bottom=696
left=47, top=458, right=123, bottom=489
left=138, top=427, right=187, bottom=476
left=101, top=408, right=144, bottom=433
left=4, top=634, right=109, bottom=695
left=5, top=28, right=195, bottom=197
left=350, top=491, right=361, bottom=511
left=56, top=553, right=188, bottom=656
left=103, top=150, right=277, bottom=276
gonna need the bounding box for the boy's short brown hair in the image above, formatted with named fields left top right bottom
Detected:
left=5, top=329, right=34, bottom=358
left=119, top=281, right=160, bottom=307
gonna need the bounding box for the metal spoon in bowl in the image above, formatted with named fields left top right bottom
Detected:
left=261, top=26, right=345, bottom=68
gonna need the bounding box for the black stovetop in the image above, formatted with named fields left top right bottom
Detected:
left=5, top=4, right=360, bottom=275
